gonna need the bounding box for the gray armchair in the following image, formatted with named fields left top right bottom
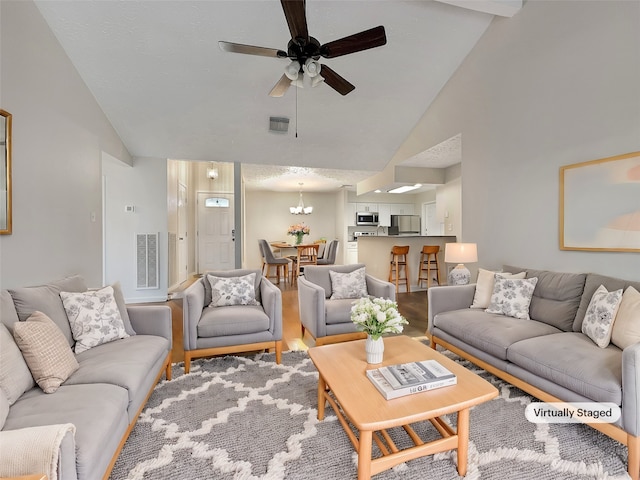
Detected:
left=297, top=263, right=396, bottom=346
left=182, top=269, right=283, bottom=373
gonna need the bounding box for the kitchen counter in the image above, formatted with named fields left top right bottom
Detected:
left=356, top=236, right=457, bottom=291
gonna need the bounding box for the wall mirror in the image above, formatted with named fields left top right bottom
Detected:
left=0, top=109, right=12, bottom=235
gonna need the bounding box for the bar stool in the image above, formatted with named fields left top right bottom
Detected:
left=388, top=245, right=410, bottom=293
left=418, top=245, right=441, bottom=289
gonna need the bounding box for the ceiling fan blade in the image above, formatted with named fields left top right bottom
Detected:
left=281, top=0, right=308, bottom=44
left=320, top=25, right=387, bottom=59
left=219, top=41, right=287, bottom=58
left=269, top=74, right=292, bottom=97
left=319, top=65, right=355, bottom=96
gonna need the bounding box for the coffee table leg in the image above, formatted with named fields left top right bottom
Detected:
left=457, top=408, right=470, bottom=476
left=317, top=374, right=326, bottom=420
left=357, top=430, right=372, bottom=480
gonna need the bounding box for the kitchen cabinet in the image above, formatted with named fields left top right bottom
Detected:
left=390, top=203, right=415, bottom=215
left=356, top=203, right=378, bottom=213
left=346, top=203, right=357, bottom=226
left=346, top=242, right=358, bottom=264
left=378, top=204, right=391, bottom=226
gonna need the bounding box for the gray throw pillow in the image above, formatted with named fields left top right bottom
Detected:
left=329, top=267, right=368, bottom=300
left=486, top=277, right=538, bottom=320
left=207, top=273, right=260, bottom=307
left=0, top=323, right=36, bottom=404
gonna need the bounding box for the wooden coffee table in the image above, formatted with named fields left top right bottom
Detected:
left=308, top=336, right=498, bottom=479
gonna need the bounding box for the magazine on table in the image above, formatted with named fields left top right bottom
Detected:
left=366, top=360, right=457, bottom=400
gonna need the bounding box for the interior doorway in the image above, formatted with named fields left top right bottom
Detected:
left=423, top=201, right=441, bottom=236
left=177, top=183, right=189, bottom=284
left=197, top=192, right=235, bottom=272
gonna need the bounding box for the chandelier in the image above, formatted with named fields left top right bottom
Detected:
left=290, top=183, right=313, bottom=215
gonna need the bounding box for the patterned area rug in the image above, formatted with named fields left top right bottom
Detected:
left=110, top=350, right=629, bottom=480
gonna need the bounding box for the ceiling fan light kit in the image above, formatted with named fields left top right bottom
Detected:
left=219, top=0, right=387, bottom=97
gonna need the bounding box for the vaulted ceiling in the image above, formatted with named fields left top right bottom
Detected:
left=34, top=0, right=521, bottom=191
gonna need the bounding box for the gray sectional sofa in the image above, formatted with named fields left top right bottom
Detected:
left=428, top=266, right=640, bottom=479
left=0, top=275, right=172, bottom=480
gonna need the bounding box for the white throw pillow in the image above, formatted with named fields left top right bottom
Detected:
left=60, top=286, right=129, bottom=354
left=611, top=286, right=640, bottom=350
left=485, top=277, right=538, bottom=320
left=470, top=269, right=526, bottom=309
left=207, top=273, right=260, bottom=307
left=581, top=285, right=623, bottom=348
left=329, top=267, right=368, bottom=300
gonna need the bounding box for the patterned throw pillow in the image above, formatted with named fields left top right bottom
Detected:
left=12, top=311, right=79, bottom=393
left=611, top=286, right=640, bottom=350
left=582, top=285, right=623, bottom=348
left=329, top=267, right=368, bottom=300
left=60, top=286, right=129, bottom=354
left=485, top=277, right=538, bottom=320
left=470, top=269, right=526, bottom=309
left=207, top=273, right=260, bottom=307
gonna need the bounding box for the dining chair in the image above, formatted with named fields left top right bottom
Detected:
left=317, top=239, right=339, bottom=265
left=290, top=244, right=319, bottom=285
left=258, top=239, right=291, bottom=284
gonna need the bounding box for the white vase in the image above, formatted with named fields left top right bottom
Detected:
left=365, top=335, right=384, bottom=364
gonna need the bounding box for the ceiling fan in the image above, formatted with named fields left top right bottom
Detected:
left=219, top=0, right=387, bottom=97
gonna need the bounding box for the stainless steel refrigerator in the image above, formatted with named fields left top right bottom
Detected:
left=390, top=215, right=421, bottom=234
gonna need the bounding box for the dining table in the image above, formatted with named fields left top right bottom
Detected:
left=269, top=242, right=320, bottom=284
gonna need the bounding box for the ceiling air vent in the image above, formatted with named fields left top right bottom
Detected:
left=269, top=116, right=289, bottom=134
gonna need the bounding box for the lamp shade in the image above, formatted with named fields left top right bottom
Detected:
left=444, top=243, right=478, bottom=264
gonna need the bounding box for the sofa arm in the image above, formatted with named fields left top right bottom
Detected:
left=127, top=305, right=172, bottom=346
left=427, top=284, right=476, bottom=334
left=622, top=342, right=640, bottom=436
left=297, top=276, right=327, bottom=339
left=366, top=275, right=396, bottom=302
left=0, top=425, right=76, bottom=480
left=259, top=278, right=283, bottom=339
left=183, top=280, right=205, bottom=351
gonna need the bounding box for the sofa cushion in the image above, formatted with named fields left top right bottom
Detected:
left=329, top=267, right=368, bottom=300
left=203, top=269, right=263, bottom=306
left=0, top=390, right=8, bottom=429
left=507, top=332, right=622, bottom=405
left=470, top=269, right=526, bottom=309
left=12, top=312, right=79, bottom=394
left=197, top=305, right=269, bottom=337
left=60, top=286, right=130, bottom=354
left=0, top=323, right=35, bottom=404
left=0, top=290, right=20, bottom=330
left=325, top=298, right=357, bottom=325
left=9, top=275, right=87, bottom=347
left=574, top=273, right=640, bottom=331
left=109, top=282, right=136, bottom=336
left=433, top=309, right=562, bottom=360
left=3, top=383, right=130, bottom=480
left=486, top=277, right=538, bottom=319
left=206, top=273, right=260, bottom=307
left=581, top=285, right=623, bottom=348
left=503, top=266, right=586, bottom=331
left=611, top=286, right=640, bottom=350
left=303, top=264, right=366, bottom=299
left=64, top=335, right=169, bottom=418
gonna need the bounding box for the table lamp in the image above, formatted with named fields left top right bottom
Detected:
left=444, top=243, right=478, bottom=285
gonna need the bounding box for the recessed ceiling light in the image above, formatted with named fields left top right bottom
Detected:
left=388, top=184, right=422, bottom=194
left=374, top=189, right=382, bottom=193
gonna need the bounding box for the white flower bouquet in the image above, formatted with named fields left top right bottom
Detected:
left=350, top=297, right=408, bottom=340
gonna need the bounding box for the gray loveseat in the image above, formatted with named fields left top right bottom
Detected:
left=428, top=266, right=640, bottom=479
left=0, top=275, right=172, bottom=480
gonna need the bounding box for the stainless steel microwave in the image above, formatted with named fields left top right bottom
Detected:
left=356, top=212, right=379, bottom=226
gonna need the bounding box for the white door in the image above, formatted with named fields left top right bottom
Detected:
left=424, top=202, right=441, bottom=235
left=197, top=192, right=235, bottom=272
left=177, top=183, right=189, bottom=283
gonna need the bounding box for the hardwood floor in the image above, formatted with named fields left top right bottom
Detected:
left=165, top=277, right=429, bottom=365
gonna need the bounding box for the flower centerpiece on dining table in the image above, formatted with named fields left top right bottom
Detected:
left=287, top=223, right=310, bottom=245
left=351, top=297, right=408, bottom=364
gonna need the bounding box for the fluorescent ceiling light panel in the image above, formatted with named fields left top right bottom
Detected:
left=388, top=184, right=422, bottom=194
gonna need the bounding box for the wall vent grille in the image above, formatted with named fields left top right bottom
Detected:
left=136, top=233, right=159, bottom=289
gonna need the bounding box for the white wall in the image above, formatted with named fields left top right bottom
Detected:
left=103, top=157, right=168, bottom=302
left=0, top=1, right=131, bottom=289
left=394, top=0, right=640, bottom=280
left=244, top=190, right=339, bottom=269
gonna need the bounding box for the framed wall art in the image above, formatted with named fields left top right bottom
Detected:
left=0, top=109, right=11, bottom=235
left=560, top=151, right=640, bottom=252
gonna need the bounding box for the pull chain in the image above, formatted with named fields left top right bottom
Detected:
left=295, top=86, right=298, bottom=138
